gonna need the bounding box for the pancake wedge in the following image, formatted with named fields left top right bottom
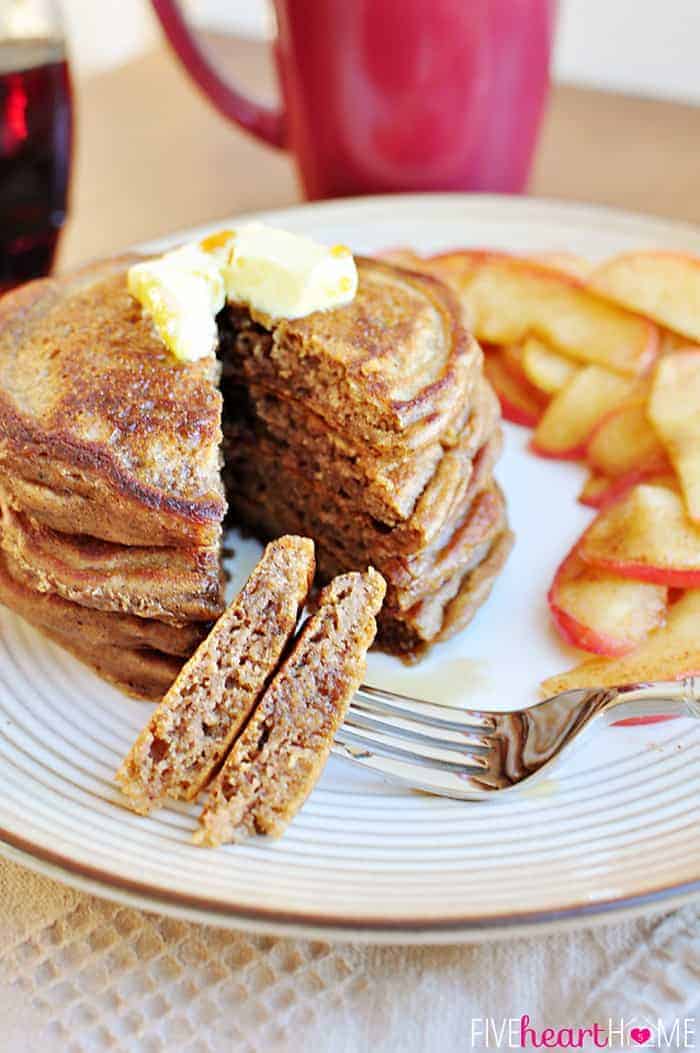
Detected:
left=195, top=568, right=386, bottom=846
left=116, top=536, right=315, bottom=814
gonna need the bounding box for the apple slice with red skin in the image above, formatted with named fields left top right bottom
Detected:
left=648, top=350, right=700, bottom=523
left=530, top=365, right=638, bottom=460
left=520, top=336, right=579, bottom=396
left=578, top=471, right=614, bottom=508
left=578, top=482, right=700, bottom=586
left=578, top=467, right=675, bottom=511
left=540, top=588, right=700, bottom=697
left=589, top=251, right=700, bottom=342
left=425, top=251, right=659, bottom=376
left=548, top=548, right=667, bottom=656
left=587, top=398, right=668, bottom=478
left=483, top=350, right=546, bottom=428
left=499, top=342, right=528, bottom=381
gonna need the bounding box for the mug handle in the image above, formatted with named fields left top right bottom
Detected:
left=150, top=0, right=286, bottom=148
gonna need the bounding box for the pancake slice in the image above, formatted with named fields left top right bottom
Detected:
left=115, top=536, right=315, bottom=815
left=195, top=568, right=386, bottom=846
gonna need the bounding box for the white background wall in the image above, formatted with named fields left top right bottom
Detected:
left=60, top=0, right=700, bottom=105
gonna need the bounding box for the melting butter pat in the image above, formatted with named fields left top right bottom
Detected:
left=127, top=224, right=357, bottom=362
left=127, top=245, right=225, bottom=362
left=223, top=222, right=358, bottom=320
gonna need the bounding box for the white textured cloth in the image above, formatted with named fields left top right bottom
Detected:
left=0, top=857, right=697, bottom=1052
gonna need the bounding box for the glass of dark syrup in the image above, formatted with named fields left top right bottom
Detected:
left=0, top=0, right=71, bottom=292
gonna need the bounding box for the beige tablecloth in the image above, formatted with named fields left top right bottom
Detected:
left=0, top=856, right=697, bottom=1052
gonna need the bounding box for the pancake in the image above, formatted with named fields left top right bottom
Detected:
left=227, top=429, right=503, bottom=570
left=32, top=625, right=181, bottom=700
left=0, top=503, right=224, bottom=623
left=376, top=528, right=515, bottom=658
left=378, top=439, right=504, bottom=590
left=0, top=547, right=204, bottom=656
left=224, top=376, right=499, bottom=528
left=0, top=256, right=225, bottom=548
left=221, top=257, right=479, bottom=453
left=321, top=482, right=507, bottom=612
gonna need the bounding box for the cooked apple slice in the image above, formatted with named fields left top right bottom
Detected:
left=500, top=342, right=527, bottom=380
left=548, top=549, right=666, bottom=656
left=520, top=336, right=579, bottom=395
left=648, top=350, right=700, bottom=522
left=590, top=252, right=700, bottom=342
left=483, top=350, right=546, bottom=427
left=578, top=471, right=613, bottom=508
left=541, top=589, right=700, bottom=696
left=587, top=399, right=668, bottom=478
left=578, top=482, right=700, bottom=586
left=531, top=365, right=637, bottom=459
left=578, top=467, right=675, bottom=510
left=427, top=252, right=658, bottom=375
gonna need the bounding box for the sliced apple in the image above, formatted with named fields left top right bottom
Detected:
left=578, top=482, right=700, bottom=586
left=541, top=589, right=700, bottom=696
left=548, top=549, right=666, bottom=656
left=500, top=342, right=527, bottom=380
left=520, top=336, right=579, bottom=395
left=427, top=252, right=659, bottom=375
left=648, top=350, right=700, bottom=522
left=590, top=252, right=700, bottom=342
left=578, top=471, right=613, bottom=508
left=531, top=365, right=637, bottom=459
left=578, top=467, right=675, bottom=511
left=587, top=399, right=668, bottom=478
left=483, top=350, right=546, bottom=427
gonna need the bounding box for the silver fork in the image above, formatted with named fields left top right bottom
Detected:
left=333, top=678, right=700, bottom=798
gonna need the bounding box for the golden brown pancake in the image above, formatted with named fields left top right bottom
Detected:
left=377, top=528, right=515, bottom=659
left=0, top=503, right=224, bottom=623
left=0, top=546, right=204, bottom=657
left=0, top=256, right=225, bottom=548
left=42, top=629, right=182, bottom=700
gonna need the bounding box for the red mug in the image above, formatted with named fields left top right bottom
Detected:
left=151, top=0, right=556, bottom=200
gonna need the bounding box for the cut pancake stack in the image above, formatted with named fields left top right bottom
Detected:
left=220, top=257, right=513, bottom=659
left=0, top=252, right=511, bottom=697
left=0, top=258, right=228, bottom=699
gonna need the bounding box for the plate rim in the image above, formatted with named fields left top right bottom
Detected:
left=3, top=191, right=700, bottom=943
left=2, top=827, right=698, bottom=944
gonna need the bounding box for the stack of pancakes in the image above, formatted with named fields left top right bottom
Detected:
left=0, top=258, right=227, bottom=699
left=0, top=252, right=511, bottom=698
left=220, top=257, right=513, bottom=658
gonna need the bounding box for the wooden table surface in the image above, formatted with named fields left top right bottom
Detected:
left=58, top=37, right=700, bottom=270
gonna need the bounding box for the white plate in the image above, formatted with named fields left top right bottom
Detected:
left=0, top=195, right=698, bottom=944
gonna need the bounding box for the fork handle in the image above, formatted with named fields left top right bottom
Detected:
left=601, top=676, right=700, bottom=723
